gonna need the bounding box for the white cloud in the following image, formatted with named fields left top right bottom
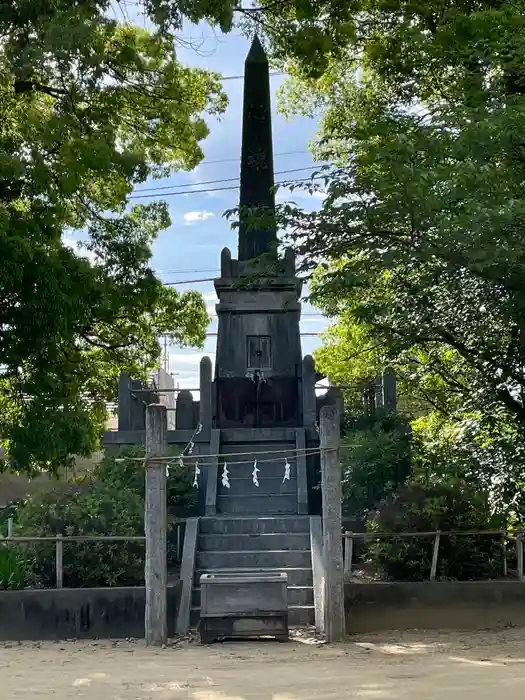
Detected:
left=183, top=210, right=215, bottom=225
left=275, top=185, right=326, bottom=208
left=301, top=315, right=329, bottom=326
left=167, top=351, right=216, bottom=398
left=200, top=291, right=218, bottom=317
left=62, top=234, right=98, bottom=264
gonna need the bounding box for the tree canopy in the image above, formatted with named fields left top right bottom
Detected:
left=272, top=0, right=525, bottom=520
left=0, top=0, right=366, bottom=473
left=0, top=1, right=233, bottom=473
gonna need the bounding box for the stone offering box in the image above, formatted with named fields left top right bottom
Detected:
left=199, top=571, right=289, bottom=643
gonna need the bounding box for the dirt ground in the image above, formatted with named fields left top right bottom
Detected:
left=2, top=627, right=525, bottom=699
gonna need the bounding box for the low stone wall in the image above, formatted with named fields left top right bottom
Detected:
left=345, top=580, right=525, bottom=634
left=0, top=584, right=182, bottom=641
left=2, top=580, right=524, bottom=641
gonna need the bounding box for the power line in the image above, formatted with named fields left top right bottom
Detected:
left=129, top=176, right=325, bottom=200
left=165, top=277, right=216, bottom=285
left=157, top=267, right=220, bottom=275
left=134, top=166, right=327, bottom=195
left=191, top=150, right=311, bottom=167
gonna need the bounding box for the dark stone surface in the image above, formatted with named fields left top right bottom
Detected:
left=238, top=36, right=277, bottom=262
left=0, top=584, right=182, bottom=641
left=345, top=580, right=525, bottom=633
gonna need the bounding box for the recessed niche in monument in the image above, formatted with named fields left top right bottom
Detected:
left=246, top=335, right=272, bottom=371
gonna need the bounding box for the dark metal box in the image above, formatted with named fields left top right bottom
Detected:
left=199, top=571, right=289, bottom=643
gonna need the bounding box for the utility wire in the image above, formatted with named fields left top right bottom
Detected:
left=190, top=149, right=312, bottom=167
left=129, top=176, right=325, bottom=200
left=134, top=166, right=329, bottom=194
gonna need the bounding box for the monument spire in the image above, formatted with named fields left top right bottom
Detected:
left=238, top=35, right=277, bottom=262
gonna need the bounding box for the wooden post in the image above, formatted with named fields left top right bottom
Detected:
left=344, top=533, right=353, bottom=575
left=145, top=403, right=168, bottom=646
left=320, top=405, right=345, bottom=642
left=517, top=533, right=524, bottom=582
left=7, top=517, right=13, bottom=538
left=55, top=534, right=63, bottom=589
left=429, top=532, right=440, bottom=581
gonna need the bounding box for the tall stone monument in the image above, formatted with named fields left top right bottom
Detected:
left=105, top=37, right=338, bottom=633
left=214, top=36, right=305, bottom=431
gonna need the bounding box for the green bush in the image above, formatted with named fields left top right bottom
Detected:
left=0, top=502, right=21, bottom=535
left=92, top=445, right=198, bottom=516
left=13, top=446, right=197, bottom=587
left=366, top=481, right=504, bottom=581
left=89, top=446, right=197, bottom=568
left=341, top=410, right=411, bottom=519
left=0, top=544, right=35, bottom=590
left=14, top=480, right=145, bottom=587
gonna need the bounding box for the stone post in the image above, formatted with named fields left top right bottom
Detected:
left=302, top=355, right=317, bottom=427
left=117, top=373, right=147, bottom=431
left=145, top=404, right=168, bottom=646
left=382, top=367, right=397, bottom=412
left=320, top=405, right=345, bottom=642
left=155, top=368, right=176, bottom=430
left=176, top=390, right=195, bottom=430
left=199, top=356, right=213, bottom=429
left=117, top=372, right=132, bottom=431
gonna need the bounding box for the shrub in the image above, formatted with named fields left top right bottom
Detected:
left=88, top=447, right=197, bottom=568
left=366, top=481, right=504, bottom=581
left=92, top=446, right=198, bottom=517
left=13, top=446, right=197, bottom=587
left=341, top=410, right=411, bottom=520
left=14, top=480, right=145, bottom=587
left=0, top=502, right=20, bottom=536
left=0, top=544, right=35, bottom=590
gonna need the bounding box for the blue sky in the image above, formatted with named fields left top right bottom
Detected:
left=113, top=20, right=330, bottom=391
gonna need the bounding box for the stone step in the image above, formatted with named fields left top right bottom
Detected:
left=216, top=476, right=297, bottom=496
left=191, top=584, right=314, bottom=608
left=288, top=605, right=315, bottom=627
left=218, top=461, right=297, bottom=479
left=189, top=604, right=315, bottom=629
left=199, top=516, right=310, bottom=535
left=196, top=549, right=311, bottom=570
left=194, top=567, right=313, bottom=587
left=216, top=494, right=297, bottom=514
left=198, top=532, right=311, bottom=552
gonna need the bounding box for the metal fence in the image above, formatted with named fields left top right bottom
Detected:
left=4, top=521, right=524, bottom=588
left=1, top=520, right=186, bottom=589
left=0, top=535, right=146, bottom=588
left=343, top=529, right=525, bottom=581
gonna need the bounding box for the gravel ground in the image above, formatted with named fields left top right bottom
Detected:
left=2, top=627, right=525, bottom=699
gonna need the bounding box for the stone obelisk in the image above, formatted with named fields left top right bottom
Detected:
left=238, top=36, right=277, bottom=262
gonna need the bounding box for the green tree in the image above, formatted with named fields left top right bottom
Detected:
left=275, top=0, right=525, bottom=438
left=0, top=1, right=236, bottom=472
left=0, top=0, right=385, bottom=474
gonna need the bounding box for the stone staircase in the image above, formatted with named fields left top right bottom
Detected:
left=190, top=515, right=315, bottom=627
left=215, top=441, right=299, bottom=515
left=178, top=432, right=318, bottom=632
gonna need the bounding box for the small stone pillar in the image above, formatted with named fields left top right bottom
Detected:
left=302, top=355, right=317, bottom=427
left=117, top=372, right=133, bottom=431
left=325, top=386, right=344, bottom=422
left=199, top=356, right=213, bottom=429
left=155, top=368, right=176, bottom=430
left=117, top=372, right=150, bottom=430
left=284, top=247, right=295, bottom=276
left=382, top=367, right=397, bottom=412
left=220, top=247, right=232, bottom=277
left=176, top=390, right=195, bottom=430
